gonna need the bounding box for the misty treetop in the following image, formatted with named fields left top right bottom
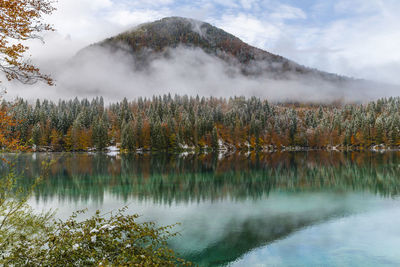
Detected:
left=2, top=95, right=400, bottom=152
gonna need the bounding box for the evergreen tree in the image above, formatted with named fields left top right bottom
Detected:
left=4, top=95, right=400, bottom=151
left=211, top=126, right=219, bottom=151
left=31, top=123, right=41, bottom=146
left=121, top=121, right=135, bottom=151
left=92, top=118, right=109, bottom=151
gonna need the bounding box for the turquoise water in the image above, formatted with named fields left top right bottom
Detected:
left=3, top=151, right=400, bottom=266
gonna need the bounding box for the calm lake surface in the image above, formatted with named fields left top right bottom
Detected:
left=3, top=151, right=400, bottom=266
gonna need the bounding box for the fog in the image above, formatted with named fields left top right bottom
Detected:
left=2, top=40, right=399, bottom=103
left=3, top=0, right=400, bottom=104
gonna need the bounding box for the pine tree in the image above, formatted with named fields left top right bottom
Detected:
left=92, top=118, right=109, bottom=151
left=4, top=95, right=400, bottom=151
left=211, top=126, right=219, bottom=151
left=121, top=121, right=135, bottom=151
left=150, top=120, right=162, bottom=151
left=31, top=123, right=41, bottom=146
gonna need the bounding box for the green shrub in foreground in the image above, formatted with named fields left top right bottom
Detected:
left=3, top=208, right=191, bottom=266
left=0, top=163, right=191, bottom=267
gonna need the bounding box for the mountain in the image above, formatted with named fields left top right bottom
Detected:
left=70, top=16, right=400, bottom=102
left=85, top=17, right=347, bottom=82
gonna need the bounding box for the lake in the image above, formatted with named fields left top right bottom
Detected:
left=2, top=151, right=400, bottom=266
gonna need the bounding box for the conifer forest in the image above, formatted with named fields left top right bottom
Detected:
left=4, top=95, right=400, bottom=152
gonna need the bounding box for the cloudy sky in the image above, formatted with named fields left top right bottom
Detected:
left=35, top=0, right=400, bottom=85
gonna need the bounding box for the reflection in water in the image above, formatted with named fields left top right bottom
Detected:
left=231, top=205, right=400, bottom=267
left=2, top=151, right=400, bottom=266
left=3, top=151, right=400, bottom=203
left=177, top=194, right=355, bottom=266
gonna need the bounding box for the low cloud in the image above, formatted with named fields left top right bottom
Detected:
left=3, top=44, right=396, bottom=103
left=3, top=0, right=400, bottom=102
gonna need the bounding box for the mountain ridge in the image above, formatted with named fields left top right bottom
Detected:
left=85, top=16, right=349, bottom=82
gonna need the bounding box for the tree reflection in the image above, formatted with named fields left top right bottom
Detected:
left=3, top=151, right=400, bottom=203
left=3, top=151, right=400, bottom=266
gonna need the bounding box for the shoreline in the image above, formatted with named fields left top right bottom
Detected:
left=11, top=144, right=400, bottom=154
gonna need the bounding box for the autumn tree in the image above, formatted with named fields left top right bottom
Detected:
left=0, top=3, right=193, bottom=266
left=0, top=0, right=55, bottom=85
left=0, top=106, right=24, bottom=150
left=1, top=0, right=55, bottom=249
left=5, top=95, right=400, bottom=152
left=1, top=0, right=55, bottom=145
left=50, top=128, right=62, bottom=151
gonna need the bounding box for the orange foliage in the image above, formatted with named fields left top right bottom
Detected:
left=142, top=120, right=151, bottom=149
left=0, top=107, right=25, bottom=152
left=0, top=0, right=55, bottom=85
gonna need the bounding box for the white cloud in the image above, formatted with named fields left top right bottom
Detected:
left=213, top=0, right=240, bottom=8
left=334, top=0, right=380, bottom=15
left=208, top=0, right=400, bottom=85
left=5, top=0, right=400, bottom=100
left=5, top=45, right=388, bottom=103
left=240, top=0, right=256, bottom=10
left=215, top=13, right=281, bottom=49
left=288, top=0, right=400, bottom=83
left=106, top=9, right=169, bottom=27
left=270, top=4, right=307, bottom=20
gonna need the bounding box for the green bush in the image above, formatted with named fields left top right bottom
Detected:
left=0, top=161, right=191, bottom=266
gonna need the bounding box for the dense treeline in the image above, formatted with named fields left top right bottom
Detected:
left=2, top=95, right=400, bottom=152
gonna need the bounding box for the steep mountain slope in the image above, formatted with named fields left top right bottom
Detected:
left=88, top=17, right=346, bottom=82
left=68, top=16, right=400, bottom=102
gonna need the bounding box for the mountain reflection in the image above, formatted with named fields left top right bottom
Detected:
left=179, top=200, right=352, bottom=267
left=2, top=151, right=400, bottom=203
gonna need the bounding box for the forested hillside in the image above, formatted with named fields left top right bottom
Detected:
left=93, top=17, right=346, bottom=81
left=2, top=96, right=400, bottom=152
